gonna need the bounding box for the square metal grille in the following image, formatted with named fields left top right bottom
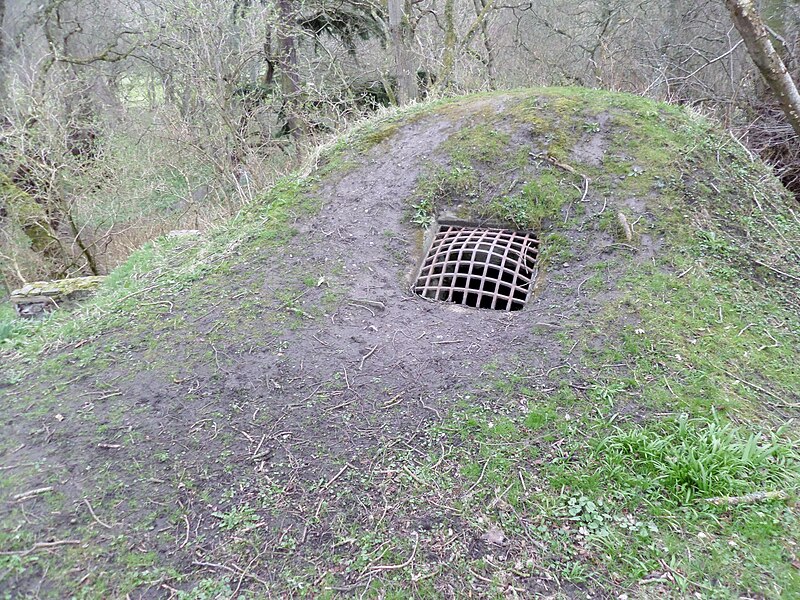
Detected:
left=413, top=224, right=539, bottom=311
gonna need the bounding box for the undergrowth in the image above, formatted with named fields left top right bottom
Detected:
left=595, top=414, right=798, bottom=505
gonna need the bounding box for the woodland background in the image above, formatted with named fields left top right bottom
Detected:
left=0, top=0, right=798, bottom=292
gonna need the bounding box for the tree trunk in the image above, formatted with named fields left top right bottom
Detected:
left=434, top=0, right=496, bottom=94
left=388, top=0, right=418, bottom=104
left=0, top=0, right=5, bottom=56
left=440, top=0, right=457, bottom=90
left=0, top=0, right=6, bottom=102
left=472, top=0, right=496, bottom=88
left=276, top=0, right=302, bottom=137
left=725, top=0, right=800, bottom=137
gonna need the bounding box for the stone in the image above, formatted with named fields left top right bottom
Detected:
left=10, top=275, right=106, bottom=318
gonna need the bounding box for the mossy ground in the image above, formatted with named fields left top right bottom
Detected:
left=1, top=88, right=799, bottom=599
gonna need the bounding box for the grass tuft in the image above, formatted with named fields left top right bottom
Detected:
left=594, top=414, right=799, bottom=505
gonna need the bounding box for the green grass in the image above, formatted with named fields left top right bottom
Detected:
left=386, top=396, right=800, bottom=597
left=0, top=303, right=19, bottom=345
left=409, top=163, right=478, bottom=227
left=444, top=122, right=511, bottom=164
left=486, top=168, right=580, bottom=229
left=176, top=578, right=233, bottom=600
left=212, top=504, right=259, bottom=531
left=595, top=414, right=798, bottom=505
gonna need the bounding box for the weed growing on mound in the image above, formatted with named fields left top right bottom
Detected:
left=487, top=168, right=580, bottom=229
left=410, top=164, right=477, bottom=227
left=594, top=414, right=798, bottom=505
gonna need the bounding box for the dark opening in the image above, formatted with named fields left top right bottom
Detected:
left=413, top=224, right=539, bottom=311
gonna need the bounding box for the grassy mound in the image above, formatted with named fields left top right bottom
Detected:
left=1, top=88, right=799, bottom=598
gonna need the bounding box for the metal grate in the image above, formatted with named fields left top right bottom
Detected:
left=413, top=224, right=539, bottom=311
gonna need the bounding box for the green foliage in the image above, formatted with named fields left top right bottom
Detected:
left=1, top=174, right=42, bottom=223
left=411, top=197, right=435, bottom=227
left=356, top=122, right=400, bottom=150
left=524, top=405, right=557, bottom=430
left=445, top=123, right=511, bottom=164
left=487, top=169, right=578, bottom=229
left=1, top=173, right=56, bottom=255
left=212, top=504, right=259, bottom=531
left=0, top=304, right=20, bottom=345
left=595, top=415, right=798, bottom=505
left=560, top=494, right=657, bottom=540
left=410, top=164, right=477, bottom=227
left=537, top=232, right=571, bottom=265
left=697, top=229, right=735, bottom=257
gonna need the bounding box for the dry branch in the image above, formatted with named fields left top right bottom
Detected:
left=13, top=486, right=53, bottom=502
left=0, top=540, right=81, bottom=556
left=725, top=0, right=800, bottom=137
left=706, top=490, right=789, bottom=506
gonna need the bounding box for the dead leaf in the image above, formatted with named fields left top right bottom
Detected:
left=481, top=525, right=506, bottom=545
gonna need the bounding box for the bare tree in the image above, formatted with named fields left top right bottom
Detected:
left=3, top=0, right=800, bottom=289
left=472, top=0, right=496, bottom=87
left=0, top=0, right=6, bottom=102
left=389, top=0, right=418, bottom=104
left=277, top=0, right=302, bottom=136
left=0, top=0, right=5, bottom=62
left=725, top=0, right=800, bottom=136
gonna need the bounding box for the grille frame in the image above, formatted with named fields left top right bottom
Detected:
left=412, top=221, right=539, bottom=311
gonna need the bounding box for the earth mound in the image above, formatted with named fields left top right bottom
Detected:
left=2, top=88, right=799, bottom=598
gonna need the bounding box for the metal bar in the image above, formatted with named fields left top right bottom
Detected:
left=413, top=224, right=539, bottom=311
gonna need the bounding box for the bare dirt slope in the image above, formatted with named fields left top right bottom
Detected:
left=2, top=88, right=799, bottom=598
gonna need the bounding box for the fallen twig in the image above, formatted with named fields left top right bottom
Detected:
left=251, top=434, right=266, bottom=459
left=359, top=345, right=378, bottom=370
left=0, top=462, right=38, bottom=471
left=0, top=540, right=81, bottom=556
left=84, top=498, right=113, bottom=529
left=617, top=211, right=634, bottom=242
left=13, top=486, right=53, bottom=502
left=753, top=259, right=800, bottom=283
left=97, top=443, right=123, bottom=449
left=192, top=560, right=268, bottom=586
left=718, top=365, right=799, bottom=408
left=320, top=463, right=352, bottom=492
left=465, top=459, right=489, bottom=495
left=368, top=533, right=418, bottom=572
left=180, top=515, right=191, bottom=549
left=706, top=490, right=789, bottom=506
left=349, top=302, right=375, bottom=317
left=326, top=398, right=357, bottom=412
left=402, top=466, right=426, bottom=486
left=488, top=483, right=516, bottom=509
left=579, top=175, right=590, bottom=202
left=286, top=306, right=314, bottom=319
left=381, top=394, right=404, bottom=409
left=116, top=284, right=161, bottom=305
left=350, top=298, right=386, bottom=311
